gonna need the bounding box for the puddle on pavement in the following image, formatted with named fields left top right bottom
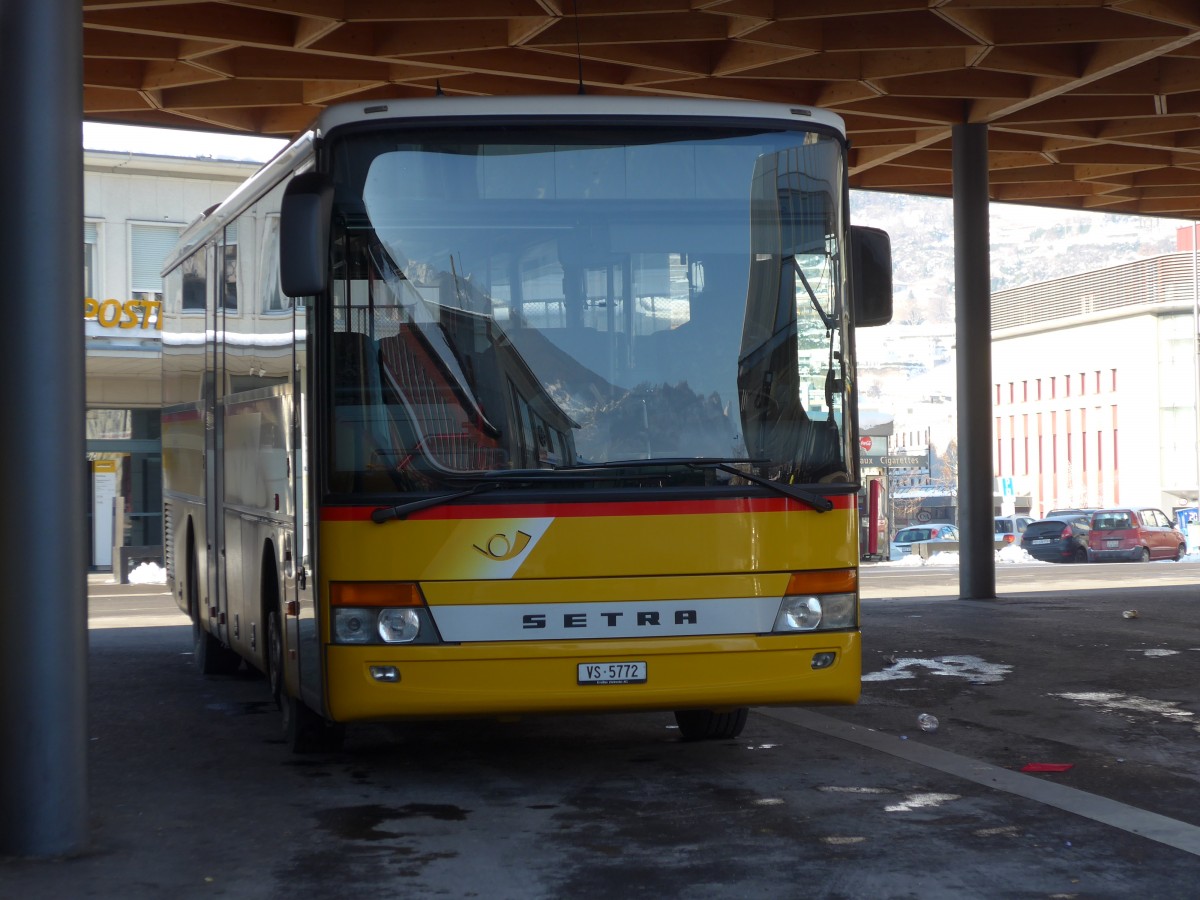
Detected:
left=205, top=700, right=273, bottom=716
left=316, top=803, right=470, bottom=842
left=1053, top=691, right=1199, bottom=733
left=862, top=655, right=1013, bottom=683
left=816, top=786, right=894, bottom=795
left=884, top=792, right=961, bottom=813
left=973, top=825, right=1022, bottom=837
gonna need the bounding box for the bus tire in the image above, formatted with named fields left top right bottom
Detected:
left=282, top=694, right=345, bottom=754
left=189, top=538, right=240, bottom=676
left=673, top=707, right=749, bottom=741
left=267, top=607, right=284, bottom=710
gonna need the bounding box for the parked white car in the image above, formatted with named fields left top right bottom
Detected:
left=994, top=515, right=1034, bottom=545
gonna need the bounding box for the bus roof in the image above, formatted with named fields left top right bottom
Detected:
left=310, top=95, right=846, bottom=138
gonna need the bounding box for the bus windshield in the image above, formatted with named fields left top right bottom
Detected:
left=326, top=122, right=851, bottom=495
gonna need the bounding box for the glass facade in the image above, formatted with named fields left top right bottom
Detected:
left=86, top=408, right=162, bottom=571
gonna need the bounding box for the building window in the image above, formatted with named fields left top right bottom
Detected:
left=84, top=221, right=99, bottom=298
left=1111, top=368, right=1117, bottom=391
left=1051, top=410, right=1057, bottom=474
left=995, top=416, right=1001, bottom=475
left=1023, top=413, right=1029, bottom=474
left=1065, top=374, right=1071, bottom=397
left=261, top=214, right=293, bottom=313
left=220, top=222, right=238, bottom=312
left=181, top=248, right=206, bottom=312
left=130, top=223, right=183, bottom=303
left=994, top=384, right=1001, bottom=405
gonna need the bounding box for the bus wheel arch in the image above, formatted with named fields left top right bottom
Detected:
left=261, top=538, right=344, bottom=753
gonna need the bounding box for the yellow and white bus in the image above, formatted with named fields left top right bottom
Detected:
left=161, top=96, right=892, bottom=751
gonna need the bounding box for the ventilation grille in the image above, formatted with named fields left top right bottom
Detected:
left=992, top=252, right=1195, bottom=331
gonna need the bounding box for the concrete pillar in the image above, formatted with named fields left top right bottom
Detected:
left=0, top=0, right=89, bottom=855
left=952, top=123, right=997, bottom=600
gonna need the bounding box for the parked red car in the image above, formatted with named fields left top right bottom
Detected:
left=1087, top=507, right=1187, bottom=562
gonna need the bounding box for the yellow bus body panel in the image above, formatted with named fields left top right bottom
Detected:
left=326, top=634, right=860, bottom=721
left=318, top=501, right=861, bottom=722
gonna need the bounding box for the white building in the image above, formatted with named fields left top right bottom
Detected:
left=84, top=149, right=261, bottom=574
left=991, top=248, right=1198, bottom=518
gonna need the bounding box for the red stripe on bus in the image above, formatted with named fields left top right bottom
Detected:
left=320, top=494, right=854, bottom=521
left=161, top=409, right=202, bottom=424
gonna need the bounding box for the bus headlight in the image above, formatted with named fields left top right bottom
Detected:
left=776, top=596, right=822, bottom=631
left=330, top=582, right=435, bottom=645
left=334, top=608, right=372, bottom=643
left=773, top=592, right=857, bottom=632
left=378, top=608, right=420, bottom=643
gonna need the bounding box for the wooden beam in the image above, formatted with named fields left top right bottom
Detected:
left=156, top=79, right=307, bottom=109
left=85, top=6, right=298, bottom=48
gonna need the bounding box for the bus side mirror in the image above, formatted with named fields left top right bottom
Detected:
left=280, top=172, right=333, bottom=297
left=851, top=225, right=893, bottom=327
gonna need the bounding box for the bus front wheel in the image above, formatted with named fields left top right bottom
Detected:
left=673, top=707, right=749, bottom=741
left=267, top=605, right=344, bottom=753
left=281, top=694, right=345, bottom=754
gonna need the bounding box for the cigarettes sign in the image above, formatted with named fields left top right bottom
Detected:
left=882, top=455, right=925, bottom=467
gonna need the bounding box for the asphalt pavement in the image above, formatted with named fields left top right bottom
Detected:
left=2, top=564, right=1199, bottom=898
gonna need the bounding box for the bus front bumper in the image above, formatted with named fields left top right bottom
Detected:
left=323, top=633, right=861, bottom=723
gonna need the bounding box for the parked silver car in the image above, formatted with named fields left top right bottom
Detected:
left=890, top=523, right=958, bottom=559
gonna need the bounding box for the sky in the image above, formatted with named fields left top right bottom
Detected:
left=83, top=122, right=287, bottom=163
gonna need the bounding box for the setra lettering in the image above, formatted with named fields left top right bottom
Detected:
left=521, top=609, right=698, bottom=629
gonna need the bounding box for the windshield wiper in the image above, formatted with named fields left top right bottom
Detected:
left=571, top=457, right=834, bottom=513
left=574, top=456, right=765, bottom=470
left=370, top=468, right=627, bottom=523
left=371, top=481, right=504, bottom=523
left=704, top=462, right=833, bottom=513
left=372, top=459, right=835, bottom=522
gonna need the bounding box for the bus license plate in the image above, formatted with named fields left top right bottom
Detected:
left=578, top=661, right=647, bottom=685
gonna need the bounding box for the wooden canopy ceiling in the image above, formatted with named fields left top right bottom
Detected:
left=83, top=0, right=1200, bottom=218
